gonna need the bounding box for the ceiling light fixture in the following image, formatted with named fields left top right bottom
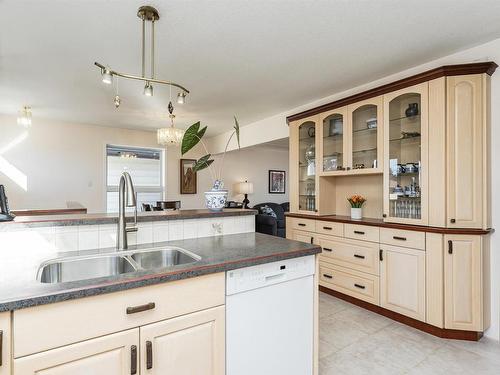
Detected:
left=17, top=106, right=32, bottom=127
left=157, top=101, right=184, bottom=146
left=94, top=6, right=189, bottom=104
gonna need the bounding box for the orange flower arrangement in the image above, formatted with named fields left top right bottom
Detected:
left=347, top=195, right=366, bottom=208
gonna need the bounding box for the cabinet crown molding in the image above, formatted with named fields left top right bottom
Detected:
left=287, top=62, right=497, bottom=124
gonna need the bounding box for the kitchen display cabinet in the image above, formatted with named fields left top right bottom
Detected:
left=383, top=83, right=429, bottom=225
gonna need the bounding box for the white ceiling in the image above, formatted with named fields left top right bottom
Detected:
left=1, top=0, right=500, bottom=136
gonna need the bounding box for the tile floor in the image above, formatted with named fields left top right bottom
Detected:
left=319, top=292, right=500, bottom=374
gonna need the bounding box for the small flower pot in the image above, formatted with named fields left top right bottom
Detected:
left=351, top=207, right=362, bottom=220
left=205, top=189, right=228, bottom=211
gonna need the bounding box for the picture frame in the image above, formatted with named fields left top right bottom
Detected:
left=180, top=159, right=197, bottom=194
left=268, top=170, right=286, bottom=194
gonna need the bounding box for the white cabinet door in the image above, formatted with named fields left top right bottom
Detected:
left=140, top=306, right=225, bottom=375
left=0, top=313, right=11, bottom=375
left=380, top=245, right=426, bottom=321
left=444, top=235, right=483, bottom=331
left=14, top=329, right=138, bottom=375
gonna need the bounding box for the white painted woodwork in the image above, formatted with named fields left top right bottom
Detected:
left=315, top=221, right=344, bottom=237
left=288, top=217, right=316, bottom=232
left=380, top=245, right=426, bottom=321
left=428, top=78, right=447, bottom=227
left=319, top=263, right=379, bottom=305
left=0, top=313, right=11, bottom=375
left=344, top=224, right=380, bottom=243
left=140, top=306, right=225, bottom=375
left=446, top=74, right=485, bottom=229
left=444, top=235, right=483, bottom=331
left=380, top=228, right=426, bottom=250
left=14, top=329, right=138, bottom=375
left=318, top=236, right=379, bottom=276
left=14, top=273, right=225, bottom=357
left=382, top=82, right=429, bottom=226
left=426, top=233, right=444, bottom=328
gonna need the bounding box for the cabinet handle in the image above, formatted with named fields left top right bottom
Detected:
left=346, top=167, right=351, bottom=170
left=126, top=302, right=155, bottom=314
left=448, top=240, right=453, bottom=254
left=354, top=230, right=365, bottom=235
left=0, top=330, right=3, bottom=367
left=354, top=283, right=366, bottom=290
left=450, top=219, right=456, bottom=224
left=323, top=274, right=333, bottom=279
left=146, top=340, right=153, bottom=369
left=298, top=223, right=306, bottom=227
left=379, top=249, right=383, bottom=261
left=130, top=345, right=137, bottom=374
left=323, top=226, right=333, bottom=230
left=393, top=236, right=407, bottom=241
left=382, top=214, right=387, bottom=218
left=323, top=247, right=332, bottom=252
left=353, top=254, right=365, bottom=259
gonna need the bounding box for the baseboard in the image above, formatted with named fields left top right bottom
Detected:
left=319, top=286, right=483, bottom=342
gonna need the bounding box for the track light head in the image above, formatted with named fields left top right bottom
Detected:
left=102, top=67, right=113, bottom=84
left=177, top=92, right=186, bottom=104
left=143, top=82, right=153, bottom=97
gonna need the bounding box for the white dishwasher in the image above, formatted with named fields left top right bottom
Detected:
left=226, top=255, right=315, bottom=375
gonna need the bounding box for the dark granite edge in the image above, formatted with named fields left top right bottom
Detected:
left=1, top=209, right=257, bottom=229
left=0, top=245, right=321, bottom=312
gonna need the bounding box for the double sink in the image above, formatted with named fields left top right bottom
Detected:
left=37, top=247, right=201, bottom=284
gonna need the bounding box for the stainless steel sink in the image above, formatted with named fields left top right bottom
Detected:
left=130, top=247, right=201, bottom=270
left=37, top=254, right=137, bottom=284
left=37, top=247, right=201, bottom=284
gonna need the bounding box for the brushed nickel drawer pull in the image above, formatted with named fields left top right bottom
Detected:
left=146, top=340, right=153, bottom=369
left=323, top=274, right=333, bottom=279
left=353, top=254, right=365, bottom=259
left=323, top=226, right=333, bottom=230
left=298, top=223, right=306, bottom=227
left=130, top=345, right=137, bottom=374
left=126, top=302, right=155, bottom=314
left=393, top=236, right=407, bottom=241
left=323, top=247, right=333, bottom=252
left=354, top=283, right=365, bottom=289
left=354, top=230, right=365, bottom=235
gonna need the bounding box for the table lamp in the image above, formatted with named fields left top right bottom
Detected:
left=236, top=180, right=253, bottom=209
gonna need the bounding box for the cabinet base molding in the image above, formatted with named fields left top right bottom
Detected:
left=319, top=286, right=483, bottom=341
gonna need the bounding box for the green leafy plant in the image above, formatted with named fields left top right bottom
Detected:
left=181, top=116, right=241, bottom=182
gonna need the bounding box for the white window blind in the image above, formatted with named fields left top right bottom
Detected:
left=106, top=145, right=164, bottom=213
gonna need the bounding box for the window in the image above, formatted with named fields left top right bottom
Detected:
left=106, top=145, right=164, bottom=213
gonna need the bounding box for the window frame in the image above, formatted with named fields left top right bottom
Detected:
left=104, top=143, right=166, bottom=212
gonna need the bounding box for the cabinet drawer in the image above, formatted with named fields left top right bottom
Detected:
left=380, top=228, right=425, bottom=250
left=345, top=224, right=379, bottom=242
left=315, top=221, right=344, bottom=236
left=319, top=263, right=379, bottom=305
left=13, top=273, right=225, bottom=358
left=319, top=237, right=379, bottom=276
left=288, top=217, right=316, bottom=232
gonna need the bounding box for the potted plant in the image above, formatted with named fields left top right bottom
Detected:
left=181, top=117, right=240, bottom=211
left=347, top=195, right=366, bottom=220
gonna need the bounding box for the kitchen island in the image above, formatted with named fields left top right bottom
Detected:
left=0, top=209, right=321, bottom=375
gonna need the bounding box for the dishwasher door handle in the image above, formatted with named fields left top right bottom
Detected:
left=265, top=273, right=286, bottom=283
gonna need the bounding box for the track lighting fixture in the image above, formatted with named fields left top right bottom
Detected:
left=94, top=5, right=189, bottom=107
left=17, top=106, right=32, bottom=127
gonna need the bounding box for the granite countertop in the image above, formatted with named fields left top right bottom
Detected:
left=1, top=208, right=257, bottom=228
left=0, top=233, right=321, bottom=312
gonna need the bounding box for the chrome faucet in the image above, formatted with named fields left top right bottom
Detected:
left=117, top=172, right=138, bottom=250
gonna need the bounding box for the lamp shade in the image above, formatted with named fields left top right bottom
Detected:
left=236, top=181, right=253, bottom=194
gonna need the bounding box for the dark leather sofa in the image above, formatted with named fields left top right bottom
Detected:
left=253, top=202, right=289, bottom=238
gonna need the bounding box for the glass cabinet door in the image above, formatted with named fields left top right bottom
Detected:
left=350, top=103, right=380, bottom=171
left=321, top=110, right=346, bottom=173
left=298, top=121, right=317, bottom=212
left=385, top=87, right=427, bottom=223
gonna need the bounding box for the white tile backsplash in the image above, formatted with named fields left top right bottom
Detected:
left=2, top=214, right=255, bottom=253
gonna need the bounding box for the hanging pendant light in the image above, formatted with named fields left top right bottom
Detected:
left=17, top=106, right=32, bottom=127
left=157, top=101, right=184, bottom=145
